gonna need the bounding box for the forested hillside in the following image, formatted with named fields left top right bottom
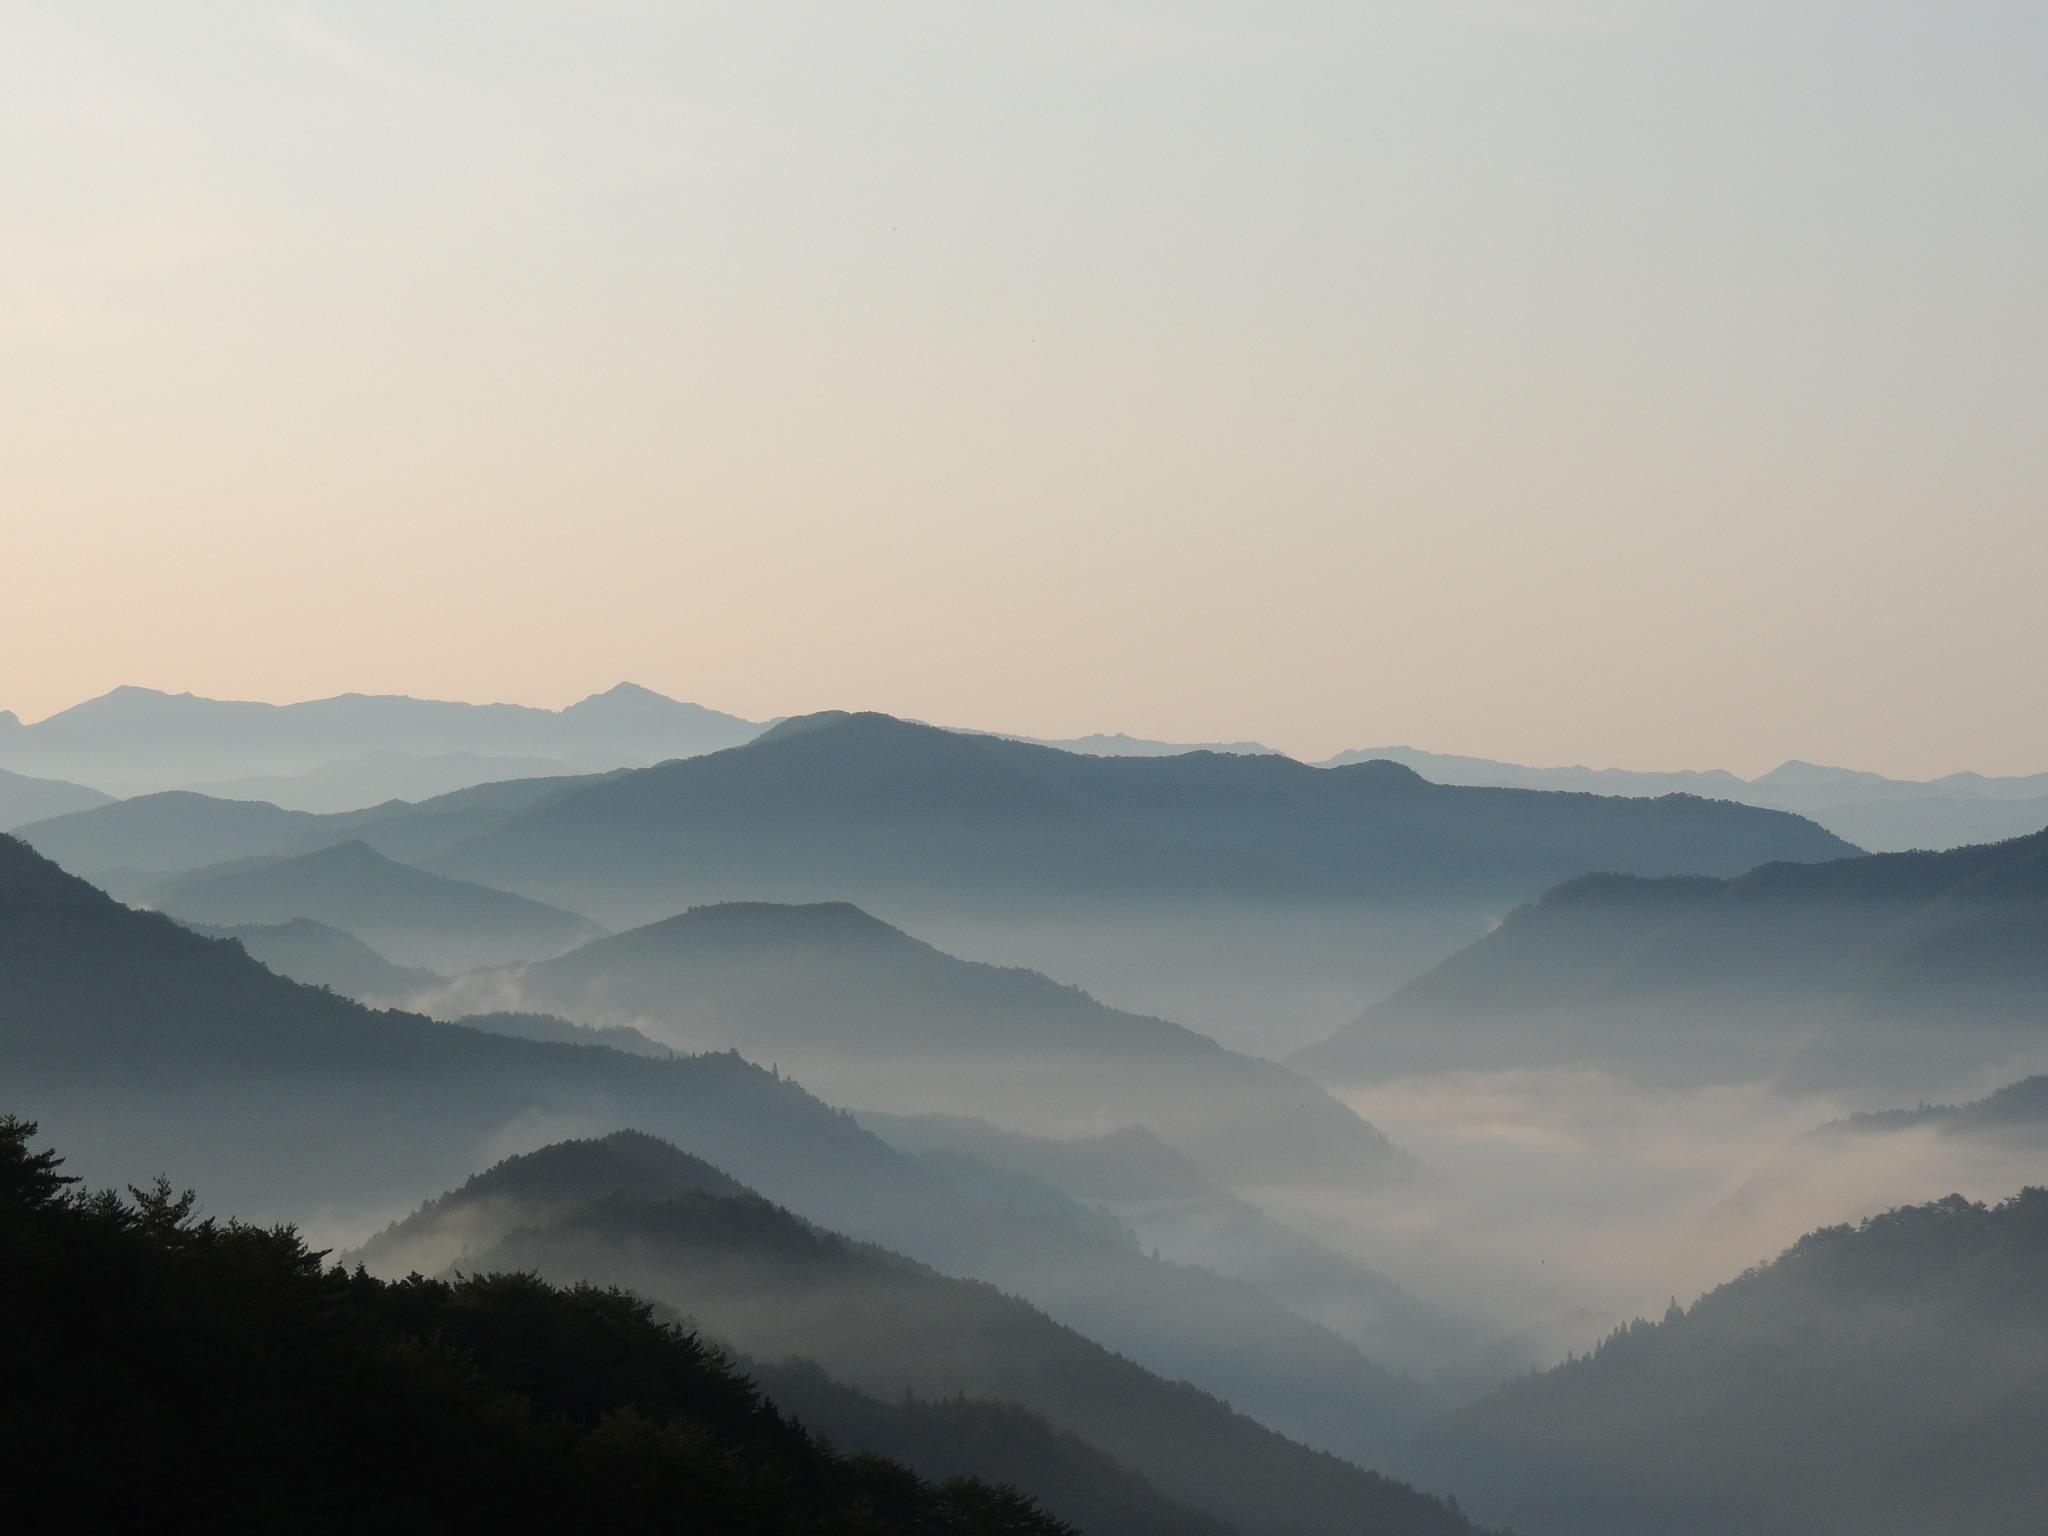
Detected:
left=1411, top=1190, right=2048, bottom=1535
left=0, top=1118, right=1072, bottom=1534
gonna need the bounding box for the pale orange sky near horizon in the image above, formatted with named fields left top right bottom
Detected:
left=5, top=3, right=2045, bottom=778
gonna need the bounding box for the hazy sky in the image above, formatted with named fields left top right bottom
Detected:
left=5, top=3, right=2044, bottom=775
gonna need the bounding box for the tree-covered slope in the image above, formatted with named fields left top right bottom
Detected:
left=352, top=1132, right=1446, bottom=1481
left=354, top=1134, right=1484, bottom=1536
left=0, top=1118, right=1071, bottom=1535
left=1411, top=1190, right=2048, bottom=1536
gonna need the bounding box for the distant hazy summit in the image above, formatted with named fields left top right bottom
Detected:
left=1321, top=745, right=2048, bottom=852
left=0, top=682, right=766, bottom=803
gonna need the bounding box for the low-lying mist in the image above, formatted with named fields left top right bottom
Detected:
left=1297, top=1068, right=2048, bottom=1366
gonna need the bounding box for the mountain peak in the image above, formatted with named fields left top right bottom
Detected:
left=606, top=900, right=913, bottom=958
left=571, top=681, right=674, bottom=707
left=1325, top=756, right=1428, bottom=787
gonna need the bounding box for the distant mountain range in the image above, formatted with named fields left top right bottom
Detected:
left=1294, top=827, right=2048, bottom=1096
left=419, top=709, right=1853, bottom=1051
left=1407, top=1188, right=2048, bottom=1535
left=1322, top=746, right=2048, bottom=852
left=0, top=682, right=763, bottom=801
left=482, top=898, right=1409, bottom=1188
left=350, top=1132, right=1481, bottom=1536
left=183, top=747, right=630, bottom=813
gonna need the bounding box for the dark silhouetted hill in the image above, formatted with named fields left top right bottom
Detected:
left=750, top=1357, right=1237, bottom=1536
left=0, top=1119, right=1073, bottom=1535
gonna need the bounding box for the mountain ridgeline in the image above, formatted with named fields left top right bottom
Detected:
left=11, top=708, right=1858, bottom=1051
left=351, top=1132, right=1484, bottom=1536
left=422, top=710, right=1853, bottom=1048
left=433, top=710, right=1855, bottom=919
left=1296, top=827, right=2048, bottom=1095
left=481, top=898, right=1409, bottom=1188
left=1321, top=746, right=2048, bottom=853
left=0, top=764, right=111, bottom=831
left=0, top=682, right=763, bottom=800
left=153, top=838, right=605, bottom=972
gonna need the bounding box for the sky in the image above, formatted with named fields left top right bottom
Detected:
left=4, top=2, right=2045, bottom=776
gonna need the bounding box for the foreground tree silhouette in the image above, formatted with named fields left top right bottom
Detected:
left=0, top=1116, right=1076, bottom=1534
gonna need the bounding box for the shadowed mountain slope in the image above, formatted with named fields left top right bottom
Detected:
left=17, top=790, right=324, bottom=888
left=353, top=1133, right=1484, bottom=1536
left=179, top=917, right=444, bottom=1004
left=490, top=900, right=1409, bottom=1187
left=15, top=772, right=617, bottom=897
left=1409, top=1189, right=2048, bottom=1536
left=748, top=1357, right=1237, bottom=1536
left=0, top=765, right=111, bottom=830
left=0, top=836, right=1445, bottom=1477
left=155, top=839, right=604, bottom=971
left=858, top=1112, right=1518, bottom=1397
left=1296, top=829, right=2048, bottom=1092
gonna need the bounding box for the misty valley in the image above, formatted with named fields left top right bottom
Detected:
left=3, top=686, right=2045, bottom=1533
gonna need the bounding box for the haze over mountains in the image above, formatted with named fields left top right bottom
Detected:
left=154, top=838, right=604, bottom=972
left=1298, top=827, right=2048, bottom=1097
left=423, top=709, right=1853, bottom=1050
left=0, top=837, right=1470, bottom=1495
left=7, top=681, right=2047, bottom=1533
left=460, top=898, right=1406, bottom=1187
left=1329, top=746, right=2048, bottom=853
left=12, top=700, right=1859, bottom=1050
left=1410, top=1189, right=2048, bottom=1536
left=0, top=682, right=763, bottom=802
left=0, top=764, right=111, bottom=831
left=347, top=1133, right=1479, bottom=1536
